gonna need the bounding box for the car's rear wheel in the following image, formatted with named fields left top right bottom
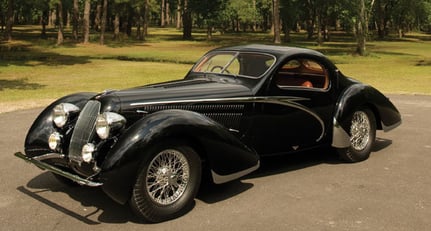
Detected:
left=130, top=141, right=201, bottom=223
left=337, top=108, right=376, bottom=162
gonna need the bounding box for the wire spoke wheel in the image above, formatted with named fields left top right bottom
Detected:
left=146, top=149, right=190, bottom=206
left=350, top=111, right=371, bottom=151
left=337, top=108, right=376, bottom=163
left=130, top=141, right=201, bottom=223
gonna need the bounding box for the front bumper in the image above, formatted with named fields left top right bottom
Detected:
left=14, top=152, right=102, bottom=187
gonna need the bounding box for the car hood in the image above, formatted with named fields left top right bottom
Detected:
left=95, top=78, right=254, bottom=113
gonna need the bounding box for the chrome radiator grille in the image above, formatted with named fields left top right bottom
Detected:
left=68, top=100, right=100, bottom=164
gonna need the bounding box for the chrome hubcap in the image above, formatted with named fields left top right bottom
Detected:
left=350, top=111, right=371, bottom=151
left=146, top=149, right=190, bottom=205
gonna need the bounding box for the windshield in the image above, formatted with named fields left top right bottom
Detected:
left=192, top=51, right=276, bottom=79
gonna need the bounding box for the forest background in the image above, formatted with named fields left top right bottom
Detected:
left=2, top=0, right=431, bottom=52
left=1, top=0, right=431, bottom=113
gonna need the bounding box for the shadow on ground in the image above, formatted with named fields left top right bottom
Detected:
left=0, top=42, right=91, bottom=67
left=0, top=79, right=45, bottom=91
left=17, top=137, right=392, bottom=224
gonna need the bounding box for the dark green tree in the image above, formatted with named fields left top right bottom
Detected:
left=191, top=0, right=226, bottom=39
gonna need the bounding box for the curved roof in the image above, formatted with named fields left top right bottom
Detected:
left=213, top=44, right=325, bottom=58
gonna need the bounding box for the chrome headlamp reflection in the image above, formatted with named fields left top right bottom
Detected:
left=95, top=112, right=126, bottom=140
left=52, top=103, right=80, bottom=128
left=48, top=132, right=62, bottom=150
left=82, top=143, right=95, bottom=163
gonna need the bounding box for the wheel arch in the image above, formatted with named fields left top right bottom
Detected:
left=331, top=84, right=399, bottom=148
left=99, top=109, right=259, bottom=204
left=364, top=102, right=383, bottom=130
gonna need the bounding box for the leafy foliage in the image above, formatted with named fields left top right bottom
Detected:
left=1, top=0, right=431, bottom=54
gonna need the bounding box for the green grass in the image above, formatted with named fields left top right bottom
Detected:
left=1, top=26, right=431, bottom=113
left=332, top=39, right=431, bottom=94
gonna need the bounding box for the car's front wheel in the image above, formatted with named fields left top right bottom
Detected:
left=337, top=108, right=376, bottom=162
left=130, top=141, right=202, bottom=223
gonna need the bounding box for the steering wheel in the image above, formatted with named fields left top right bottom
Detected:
left=210, top=65, right=230, bottom=74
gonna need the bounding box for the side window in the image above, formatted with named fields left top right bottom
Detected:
left=275, top=58, right=329, bottom=90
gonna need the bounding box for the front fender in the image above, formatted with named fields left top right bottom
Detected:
left=332, top=84, right=401, bottom=148
left=100, top=109, right=259, bottom=204
left=24, top=93, right=97, bottom=157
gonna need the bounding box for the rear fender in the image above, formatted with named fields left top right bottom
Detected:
left=332, top=84, right=401, bottom=148
left=100, top=109, right=259, bottom=204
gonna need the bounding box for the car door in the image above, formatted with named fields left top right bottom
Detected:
left=250, top=56, right=336, bottom=156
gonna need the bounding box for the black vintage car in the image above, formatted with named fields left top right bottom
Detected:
left=15, top=44, right=401, bottom=222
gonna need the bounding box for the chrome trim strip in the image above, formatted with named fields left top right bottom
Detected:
left=14, top=152, right=102, bottom=187
left=270, top=98, right=325, bottom=142
left=228, top=128, right=240, bottom=133
left=130, top=96, right=308, bottom=107
left=131, top=96, right=325, bottom=142
left=211, top=161, right=260, bottom=184
left=331, top=118, right=350, bottom=148
left=33, top=153, right=65, bottom=161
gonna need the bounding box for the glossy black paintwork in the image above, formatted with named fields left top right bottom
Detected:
left=334, top=73, right=401, bottom=131
left=99, top=109, right=258, bottom=204
left=22, top=44, right=401, bottom=205
left=115, top=79, right=253, bottom=110
left=24, top=93, right=96, bottom=157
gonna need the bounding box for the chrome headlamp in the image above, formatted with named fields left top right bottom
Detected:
left=48, top=132, right=62, bottom=151
left=82, top=143, right=95, bottom=163
left=95, top=112, right=126, bottom=140
left=52, top=103, right=80, bottom=128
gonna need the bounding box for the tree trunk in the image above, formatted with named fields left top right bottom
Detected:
left=49, top=8, right=55, bottom=27
left=166, top=1, right=170, bottom=26
left=176, top=1, right=181, bottom=29
left=207, top=26, right=212, bottom=40
left=273, top=0, right=281, bottom=44
left=66, top=11, right=71, bottom=28
left=375, top=0, right=385, bottom=39
left=323, top=24, right=330, bottom=41
left=57, top=1, right=64, bottom=45
left=137, top=16, right=143, bottom=40
left=1, top=8, right=4, bottom=32
left=4, top=0, right=13, bottom=41
left=160, top=0, right=166, bottom=27
left=262, top=13, right=269, bottom=32
left=94, top=0, right=102, bottom=32
left=398, top=27, right=403, bottom=38
left=143, top=0, right=149, bottom=37
left=316, top=14, right=323, bottom=46
left=306, top=19, right=314, bottom=39
left=182, top=0, right=192, bottom=40
left=72, top=0, right=79, bottom=41
left=356, top=0, right=367, bottom=56
left=126, top=6, right=133, bottom=37
left=113, top=13, right=120, bottom=41
left=83, top=0, right=91, bottom=44
left=305, top=0, right=315, bottom=40
left=283, top=23, right=290, bottom=43
left=41, top=8, right=48, bottom=39
left=252, top=0, right=257, bottom=32
left=100, top=0, right=108, bottom=45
